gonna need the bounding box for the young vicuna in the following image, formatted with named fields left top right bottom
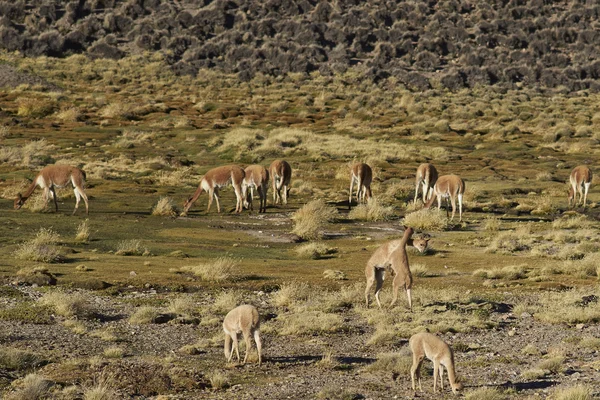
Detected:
left=349, top=162, right=373, bottom=208
left=14, top=164, right=89, bottom=215
left=243, top=165, right=270, bottom=213
left=223, top=304, right=262, bottom=365
left=414, top=163, right=438, bottom=204
left=364, top=226, right=429, bottom=309
left=424, top=174, right=465, bottom=221
left=410, top=332, right=463, bottom=394
left=568, top=165, right=592, bottom=208
left=181, top=165, right=245, bottom=215
left=269, top=160, right=292, bottom=205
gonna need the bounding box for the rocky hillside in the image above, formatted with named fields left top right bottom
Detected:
left=1, top=0, right=600, bottom=91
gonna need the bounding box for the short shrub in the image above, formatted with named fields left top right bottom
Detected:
left=291, top=199, right=338, bottom=240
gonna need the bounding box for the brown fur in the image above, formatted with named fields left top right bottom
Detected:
left=243, top=165, right=270, bottom=213
left=364, top=227, right=430, bottom=309
left=181, top=165, right=245, bottom=215
left=414, top=163, right=438, bottom=204
left=349, top=162, right=373, bottom=208
left=424, top=174, right=465, bottom=221
left=568, top=165, right=592, bottom=208
left=14, top=164, right=89, bottom=215
left=410, top=332, right=463, bottom=394
left=223, top=304, right=262, bottom=365
left=269, top=160, right=292, bottom=205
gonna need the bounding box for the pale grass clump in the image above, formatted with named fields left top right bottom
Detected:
left=291, top=199, right=338, bottom=240
left=580, top=337, right=600, bottom=350
left=295, top=242, right=333, bottom=259
left=180, top=257, right=239, bottom=282
left=100, top=102, right=134, bottom=119
left=323, top=269, right=347, bottom=280
left=114, top=129, right=156, bottom=148
left=401, top=209, right=449, bottom=231
left=348, top=198, right=394, bottom=221
left=560, top=253, right=600, bottom=278
left=152, top=196, right=177, bottom=217
left=278, top=311, right=344, bottom=335
left=56, top=107, right=82, bottom=122
left=75, top=219, right=90, bottom=242
left=536, top=171, right=553, bottom=181
left=39, top=291, right=91, bottom=318
left=103, top=346, right=124, bottom=359
left=83, top=373, right=116, bottom=400
left=154, top=167, right=198, bottom=186
left=485, top=225, right=536, bottom=254
left=482, top=216, right=501, bottom=231
left=208, top=371, right=230, bottom=390
left=5, top=373, right=52, bottom=400
left=129, top=306, right=160, bottom=324
left=366, top=351, right=412, bottom=374
left=211, top=291, right=241, bottom=314
left=534, top=288, right=600, bottom=324
left=63, top=320, right=87, bottom=335
left=410, top=263, right=433, bottom=278
left=272, top=282, right=311, bottom=307
left=89, top=328, right=119, bottom=342
left=0, top=347, right=45, bottom=370
left=521, top=343, right=542, bottom=356
left=115, top=239, right=146, bottom=256
left=551, top=385, right=593, bottom=400
left=13, top=228, right=62, bottom=262
left=17, top=97, right=57, bottom=118
left=167, top=296, right=197, bottom=317
left=21, top=138, right=55, bottom=167
left=552, top=214, right=595, bottom=229
left=473, top=264, right=527, bottom=280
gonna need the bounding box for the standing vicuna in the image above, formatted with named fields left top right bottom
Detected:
left=568, top=165, right=592, bottom=208
left=181, top=165, right=245, bottom=215
left=364, top=226, right=430, bottom=309
left=424, top=174, right=466, bottom=221
left=14, top=164, right=89, bottom=215
left=414, top=163, right=438, bottom=204
left=269, top=160, right=292, bottom=205
left=349, top=162, right=373, bottom=209
left=223, top=304, right=262, bottom=365
left=410, top=332, right=463, bottom=394
left=243, top=165, right=270, bottom=213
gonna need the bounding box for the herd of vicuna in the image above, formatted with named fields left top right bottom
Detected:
left=12, top=160, right=593, bottom=394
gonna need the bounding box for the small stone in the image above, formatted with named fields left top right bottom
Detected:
left=576, top=323, right=585, bottom=330
left=520, top=312, right=532, bottom=318
left=130, top=271, right=137, bottom=276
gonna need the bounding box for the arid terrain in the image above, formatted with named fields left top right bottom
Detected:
left=0, top=5, right=600, bottom=398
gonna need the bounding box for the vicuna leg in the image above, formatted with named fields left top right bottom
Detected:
left=411, top=355, right=424, bottom=391
left=438, top=364, right=445, bottom=390
left=390, top=273, right=407, bottom=308
left=584, top=182, right=591, bottom=208
left=282, top=184, right=288, bottom=205
left=224, top=333, right=233, bottom=361
left=242, top=328, right=252, bottom=364
left=422, top=180, right=429, bottom=203
left=214, top=189, right=221, bottom=213
left=374, top=268, right=385, bottom=308
left=50, top=187, right=59, bottom=212
left=234, top=186, right=243, bottom=213
left=414, top=179, right=420, bottom=204
left=254, top=329, right=262, bottom=365
left=207, top=188, right=214, bottom=212
left=349, top=176, right=355, bottom=208
left=458, top=193, right=463, bottom=221
left=231, top=331, right=240, bottom=362
left=449, top=195, right=457, bottom=221
left=433, top=359, right=440, bottom=392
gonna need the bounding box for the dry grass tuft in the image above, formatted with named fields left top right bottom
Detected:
left=366, top=351, right=412, bottom=374
left=129, top=306, right=160, bottom=324
left=211, top=291, right=241, bottom=314
left=115, top=240, right=146, bottom=256
left=56, top=107, right=82, bottom=122
left=17, top=97, right=57, bottom=118
left=152, top=196, right=178, bottom=217
left=39, top=291, right=91, bottom=318
left=552, top=214, right=594, bottom=229
left=348, top=198, right=395, bottom=221
left=0, top=347, right=45, bottom=371
left=75, top=219, right=91, bottom=242
left=208, top=371, right=230, bottom=390
left=482, top=216, right=501, bottom=231
left=464, top=387, right=506, bottom=400
left=323, top=269, right=347, bottom=280
left=551, top=385, right=593, bottom=400
left=14, top=227, right=63, bottom=263
left=272, top=282, right=311, bottom=307
left=83, top=372, right=116, bottom=400
left=291, top=199, right=338, bottom=240
left=103, top=346, right=124, bottom=359
left=473, top=264, right=527, bottom=280
left=167, top=296, right=197, bottom=317
left=295, top=242, right=335, bottom=259
left=5, top=373, right=52, bottom=400
left=402, top=208, right=449, bottom=231
left=180, top=257, right=239, bottom=282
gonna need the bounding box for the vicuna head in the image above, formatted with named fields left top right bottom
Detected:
left=413, top=233, right=431, bottom=254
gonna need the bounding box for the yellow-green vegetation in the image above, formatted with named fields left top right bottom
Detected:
left=291, top=199, right=338, bottom=240
left=1, top=50, right=600, bottom=398
left=180, top=257, right=239, bottom=282
left=551, top=385, right=593, bottom=400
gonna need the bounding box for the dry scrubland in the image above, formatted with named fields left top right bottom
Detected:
left=0, top=52, right=600, bottom=399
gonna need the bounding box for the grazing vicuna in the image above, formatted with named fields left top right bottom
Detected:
left=410, top=332, right=463, bottom=394
left=14, top=164, right=89, bottom=215
left=349, top=162, right=373, bottom=208
left=269, top=160, right=292, bottom=205
left=568, top=165, right=592, bottom=208
left=424, top=174, right=466, bottom=221
left=364, top=227, right=429, bottom=309
left=414, top=163, right=438, bottom=204
left=243, top=165, right=269, bottom=213
left=223, top=304, right=262, bottom=365
left=181, top=165, right=245, bottom=215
